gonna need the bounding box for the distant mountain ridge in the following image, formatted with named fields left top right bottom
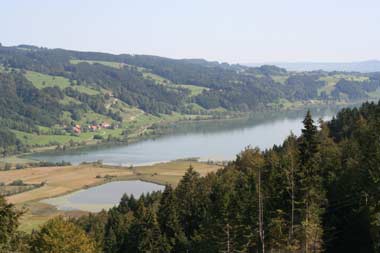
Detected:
left=246, top=60, right=380, bottom=73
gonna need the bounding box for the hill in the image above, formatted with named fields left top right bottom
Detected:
left=1, top=44, right=380, bottom=155
left=247, top=60, right=380, bottom=72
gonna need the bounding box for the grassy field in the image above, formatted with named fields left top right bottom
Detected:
left=142, top=71, right=208, bottom=96
left=10, top=101, right=151, bottom=148
left=25, top=71, right=71, bottom=89
left=59, top=95, right=82, bottom=105
left=0, top=155, right=37, bottom=165
left=24, top=70, right=102, bottom=95
left=130, top=160, right=221, bottom=186
left=1, top=160, right=221, bottom=232
left=3, top=165, right=134, bottom=204
left=2, top=161, right=221, bottom=204
left=12, top=130, right=88, bottom=146
left=5, top=65, right=216, bottom=151
left=11, top=110, right=188, bottom=149
left=318, top=74, right=370, bottom=95
left=0, top=185, right=42, bottom=197
left=271, top=75, right=289, bottom=84
left=177, top=84, right=208, bottom=96
left=8, top=75, right=175, bottom=149
left=70, top=59, right=125, bottom=69
left=142, top=71, right=170, bottom=84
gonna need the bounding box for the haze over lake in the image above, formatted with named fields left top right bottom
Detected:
left=30, top=108, right=337, bottom=166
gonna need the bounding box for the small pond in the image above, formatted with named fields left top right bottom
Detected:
left=41, top=180, right=165, bottom=212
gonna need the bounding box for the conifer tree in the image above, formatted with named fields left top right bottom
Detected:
left=123, top=200, right=162, bottom=252
left=299, top=110, right=319, bottom=165
left=236, top=148, right=266, bottom=252
left=158, top=185, right=188, bottom=252
left=104, top=207, right=129, bottom=253
left=298, top=111, right=324, bottom=253
left=282, top=133, right=299, bottom=244
left=175, top=166, right=202, bottom=239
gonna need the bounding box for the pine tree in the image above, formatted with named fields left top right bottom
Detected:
left=236, top=148, right=266, bottom=252
left=123, top=200, right=162, bottom=252
left=118, top=194, right=131, bottom=214
left=75, top=211, right=108, bottom=251
left=175, top=166, right=202, bottom=239
left=299, top=110, right=319, bottom=165
left=207, top=170, right=238, bottom=252
left=282, top=133, right=301, bottom=249
left=267, top=209, right=288, bottom=251
left=298, top=111, right=324, bottom=253
left=158, top=185, right=187, bottom=252
left=104, top=207, right=130, bottom=253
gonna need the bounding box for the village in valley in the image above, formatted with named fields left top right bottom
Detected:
left=69, top=121, right=118, bottom=135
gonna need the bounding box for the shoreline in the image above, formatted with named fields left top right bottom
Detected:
left=1, top=160, right=222, bottom=232
left=9, top=100, right=361, bottom=165
left=3, top=160, right=222, bottom=204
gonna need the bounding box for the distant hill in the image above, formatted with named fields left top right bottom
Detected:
left=246, top=60, right=380, bottom=73
left=1, top=43, right=380, bottom=154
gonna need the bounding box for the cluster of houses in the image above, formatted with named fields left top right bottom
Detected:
left=71, top=122, right=114, bottom=134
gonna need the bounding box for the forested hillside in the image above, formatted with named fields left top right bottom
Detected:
left=1, top=44, right=380, bottom=155
left=1, top=101, right=380, bottom=252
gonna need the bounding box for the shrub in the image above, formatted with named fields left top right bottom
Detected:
left=9, top=180, right=24, bottom=186
left=93, top=134, right=104, bottom=140
left=30, top=216, right=96, bottom=253
left=15, top=164, right=25, bottom=170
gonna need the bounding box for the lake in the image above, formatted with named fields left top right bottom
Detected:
left=41, top=180, right=165, bottom=212
left=29, top=108, right=338, bottom=166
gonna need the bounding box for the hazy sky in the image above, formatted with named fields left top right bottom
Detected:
left=1, top=0, right=380, bottom=63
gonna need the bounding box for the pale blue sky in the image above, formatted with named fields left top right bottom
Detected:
left=1, top=0, right=380, bottom=63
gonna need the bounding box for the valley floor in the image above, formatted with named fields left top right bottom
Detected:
left=0, top=160, right=221, bottom=232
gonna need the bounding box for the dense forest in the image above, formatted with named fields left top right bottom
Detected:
left=1, top=101, right=380, bottom=252
left=1, top=44, right=380, bottom=155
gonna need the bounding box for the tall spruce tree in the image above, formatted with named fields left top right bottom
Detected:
left=104, top=207, right=130, bottom=253
left=122, top=200, right=162, bottom=252
left=158, top=185, right=188, bottom=252
left=299, top=111, right=319, bottom=164
left=298, top=110, right=324, bottom=253
left=282, top=133, right=300, bottom=248
left=175, top=166, right=202, bottom=239
left=236, top=148, right=266, bottom=252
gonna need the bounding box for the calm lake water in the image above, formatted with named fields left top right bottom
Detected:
left=30, top=108, right=338, bottom=166
left=41, top=180, right=165, bottom=212
left=38, top=107, right=341, bottom=211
